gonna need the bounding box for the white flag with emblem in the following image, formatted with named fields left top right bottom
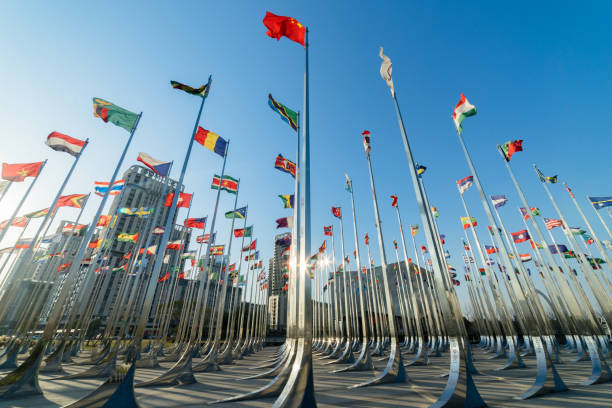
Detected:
left=379, top=47, right=394, bottom=96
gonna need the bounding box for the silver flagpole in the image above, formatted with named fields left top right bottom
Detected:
left=0, top=181, right=13, bottom=206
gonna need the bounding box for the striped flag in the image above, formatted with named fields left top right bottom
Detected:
left=452, top=93, right=477, bottom=134
left=544, top=218, right=563, bottom=230
left=457, top=176, right=474, bottom=194
left=94, top=180, right=125, bottom=197
left=46, top=132, right=86, bottom=157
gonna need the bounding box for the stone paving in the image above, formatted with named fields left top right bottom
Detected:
left=1, top=344, right=611, bottom=407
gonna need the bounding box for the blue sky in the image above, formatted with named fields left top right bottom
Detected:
left=0, top=2, right=611, bottom=310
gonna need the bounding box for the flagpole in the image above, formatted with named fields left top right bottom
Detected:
left=0, top=181, right=13, bottom=206
left=590, top=199, right=612, bottom=240
left=0, top=160, right=47, bottom=246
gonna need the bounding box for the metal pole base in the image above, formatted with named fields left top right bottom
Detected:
left=272, top=338, right=317, bottom=408
left=516, top=336, right=568, bottom=400
left=404, top=338, right=428, bottom=367
left=331, top=341, right=375, bottom=373
left=192, top=346, right=221, bottom=372
left=135, top=347, right=196, bottom=387
left=54, top=350, right=117, bottom=380
left=349, top=342, right=406, bottom=388
left=0, top=340, right=45, bottom=400
left=81, top=342, right=111, bottom=365
left=134, top=352, right=159, bottom=369
left=239, top=351, right=289, bottom=380
left=583, top=335, right=612, bottom=386
left=429, top=337, right=486, bottom=408
left=0, top=342, right=20, bottom=369
left=63, top=361, right=138, bottom=408
left=322, top=342, right=355, bottom=365
left=217, top=343, right=233, bottom=365
left=40, top=340, right=66, bottom=373
left=495, top=336, right=525, bottom=371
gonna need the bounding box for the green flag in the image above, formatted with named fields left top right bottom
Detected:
left=268, top=94, right=298, bottom=131
left=93, top=98, right=138, bottom=132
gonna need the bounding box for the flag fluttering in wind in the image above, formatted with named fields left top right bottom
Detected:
left=137, top=152, right=171, bottom=177
left=171, top=80, right=209, bottom=97
left=0, top=217, right=28, bottom=230
left=411, top=225, right=419, bottom=236
left=461, top=216, right=477, bottom=229
left=415, top=164, right=427, bottom=176
left=535, top=166, right=557, bottom=184
left=118, top=233, right=139, bottom=243
left=164, top=192, right=192, bottom=208
left=152, top=226, right=165, bottom=235
left=118, top=207, right=152, bottom=217
left=194, top=126, right=227, bottom=157
left=197, top=233, right=215, bottom=244
left=94, top=180, right=124, bottom=197
left=93, top=98, right=138, bottom=132
left=457, top=176, right=474, bottom=194
left=378, top=47, right=394, bottom=96
left=485, top=245, right=498, bottom=254
left=274, top=154, right=296, bottom=178
left=390, top=195, right=398, bottom=207
left=520, top=206, right=541, bottom=219
left=268, top=94, right=298, bottom=131
left=2, top=162, right=44, bottom=182
left=263, top=11, right=306, bottom=46
left=211, top=175, right=239, bottom=194
left=46, top=132, right=86, bottom=157
left=166, top=240, right=183, bottom=250
left=511, top=230, right=530, bottom=243
left=324, top=225, right=332, bottom=236
left=345, top=174, right=352, bottom=193
left=500, top=140, right=523, bottom=161
left=242, top=240, right=256, bottom=252
left=544, top=218, right=563, bottom=230
left=331, top=207, right=342, bottom=219
left=25, top=208, right=50, bottom=218
left=184, top=217, right=207, bottom=229
left=56, top=194, right=87, bottom=209
left=548, top=244, right=568, bottom=254
left=225, top=207, right=247, bottom=219
left=588, top=196, right=612, bottom=210
left=234, top=226, right=253, bottom=238
left=362, top=130, right=371, bottom=155
left=279, top=194, right=294, bottom=209
left=276, top=216, right=293, bottom=229
left=452, top=93, right=477, bottom=134
left=491, top=195, right=508, bottom=209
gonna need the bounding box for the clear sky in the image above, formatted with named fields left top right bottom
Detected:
left=0, top=1, right=611, bottom=311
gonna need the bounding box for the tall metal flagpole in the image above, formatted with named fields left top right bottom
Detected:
left=274, top=27, right=316, bottom=408
left=18, top=140, right=89, bottom=269
left=0, top=181, right=12, bottom=206
left=0, top=160, right=47, bottom=245
left=378, top=47, right=484, bottom=406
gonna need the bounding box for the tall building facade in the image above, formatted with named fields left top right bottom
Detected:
left=266, top=233, right=290, bottom=333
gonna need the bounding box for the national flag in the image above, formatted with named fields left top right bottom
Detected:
left=24, top=208, right=50, bottom=218
left=55, top=194, right=87, bottom=209
left=276, top=216, right=293, bottom=229
left=452, top=93, right=477, bottom=134
left=276, top=233, right=291, bottom=247
left=197, top=233, right=215, bottom=244
left=274, top=154, right=296, bottom=178
left=582, top=232, right=594, bottom=245
left=93, top=98, right=138, bottom=132
left=184, top=217, right=206, bottom=229
left=97, top=215, right=112, bottom=227
left=46, top=132, right=86, bottom=157
left=194, top=126, right=227, bottom=157
left=563, top=251, right=576, bottom=259
left=137, top=152, right=171, bottom=177
left=170, top=80, right=209, bottom=97
left=234, top=226, right=253, bottom=238
left=242, top=240, right=257, bottom=252
left=57, top=262, right=72, bottom=273
left=211, top=174, right=239, bottom=194
left=0, top=217, right=28, bottom=230
left=365, top=233, right=369, bottom=245
left=88, top=238, right=101, bottom=248
left=225, top=207, right=247, bottom=219
left=211, top=245, right=225, bottom=256
left=500, top=140, right=523, bottom=161
left=420, top=245, right=427, bottom=253
left=588, top=196, right=612, bottom=210
left=569, top=227, right=586, bottom=235
left=118, top=233, right=139, bottom=243
left=152, top=226, right=165, bottom=235
left=415, top=164, right=427, bottom=176
left=461, top=216, right=477, bottom=229
left=491, top=195, right=508, bottom=209
left=485, top=245, right=498, bottom=255
left=62, top=223, right=87, bottom=234
left=511, top=230, right=530, bottom=243
left=411, top=225, right=418, bottom=236
left=565, top=184, right=575, bottom=198
left=181, top=250, right=196, bottom=259
left=457, top=176, right=474, bottom=194
left=520, top=207, right=541, bottom=220
left=166, top=240, right=183, bottom=250
left=118, top=207, right=151, bottom=217
left=323, top=226, right=332, bottom=236
left=94, top=180, right=124, bottom=197
left=544, top=218, right=563, bottom=230
left=440, top=234, right=446, bottom=244
left=463, top=255, right=475, bottom=263
left=529, top=240, right=544, bottom=250
left=279, top=194, right=294, bottom=209
left=2, top=162, right=44, bottom=182
left=345, top=174, right=352, bottom=193
left=431, top=206, right=439, bottom=218
left=362, top=130, right=371, bottom=155
left=165, top=192, right=192, bottom=208
left=331, top=207, right=341, bottom=219
left=268, top=94, right=298, bottom=131
left=390, top=195, right=398, bottom=207
left=548, top=244, right=568, bottom=254
left=158, top=272, right=170, bottom=283
left=139, top=245, right=157, bottom=255
left=520, top=253, right=532, bottom=262
left=378, top=47, right=394, bottom=96
left=535, top=166, right=557, bottom=184
left=263, top=11, right=306, bottom=46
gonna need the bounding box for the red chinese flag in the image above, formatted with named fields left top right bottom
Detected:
left=331, top=207, right=342, bottom=219
left=165, top=192, right=192, bottom=208
left=2, top=162, right=44, bottom=182
left=390, top=195, right=398, bottom=207
left=263, top=11, right=306, bottom=46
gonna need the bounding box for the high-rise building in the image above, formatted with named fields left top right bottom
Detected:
left=266, top=233, right=290, bottom=333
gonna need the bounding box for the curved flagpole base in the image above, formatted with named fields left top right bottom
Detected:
left=192, top=346, right=221, bottom=373
left=135, top=352, right=159, bottom=369
left=495, top=337, right=526, bottom=371
left=54, top=350, right=117, bottom=380
left=465, top=343, right=481, bottom=375
left=61, top=341, right=75, bottom=363
left=251, top=342, right=292, bottom=370
left=429, top=337, right=486, bottom=408
left=583, top=335, right=612, bottom=386
left=271, top=337, right=317, bottom=408
left=239, top=351, right=289, bottom=380
left=322, top=342, right=355, bottom=365
left=572, top=336, right=588, bottom=362
left=210, top=342, right=296, bottom=404
left=40, top=340, right=67, bottom=373
left=516, top=336, right=568, bottom=400
left=0, top=340, right=46, bottom=400
left=349, top=341, right=406, bottom=388
left=0, top=343, right=20, bottom=369
left=136, top=347, right=196, bottom=387
left=63, top=361, right=138, bottom=408
left=332, top=342, right=374, bottom=373
left=217, top=343, right=233, bottom=365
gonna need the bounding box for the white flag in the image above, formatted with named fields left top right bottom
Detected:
left=379, top=47, right=394, bottom=96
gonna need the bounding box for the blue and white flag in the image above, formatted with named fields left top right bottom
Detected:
left=137, top=152, right=171, bottom=177
left=491, top=195, right=508, bottom=208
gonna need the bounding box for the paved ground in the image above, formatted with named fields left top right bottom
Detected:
left=1, top=344, right=611, bottom=407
